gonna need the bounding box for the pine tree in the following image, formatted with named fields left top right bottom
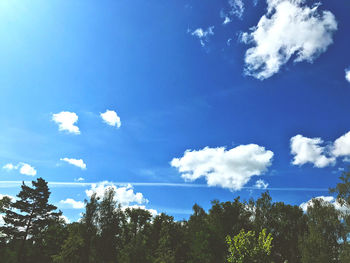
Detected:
left=1, top=178, right=61, bottom=263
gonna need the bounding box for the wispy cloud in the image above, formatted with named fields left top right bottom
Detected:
left=3, top=162, right=37, bottom=176
left=220, top=0, right=244, bottom=23
left=74, top=177, right=85, bottom=182
left=0, top=181, right=329, bottom=192
left=254, top=179, right=269, bottom=189
left=191, top=26, right=214, bottom=47
left=60, top=158, right=86, bottom=170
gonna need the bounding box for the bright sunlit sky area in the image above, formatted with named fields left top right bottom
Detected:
left=0, top=0, right=350, bottom=221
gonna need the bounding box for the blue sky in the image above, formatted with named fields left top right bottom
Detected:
left=0, top=0, right=350, bottom=221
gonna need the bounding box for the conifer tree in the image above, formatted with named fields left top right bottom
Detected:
left=1, top=178, right=61, bottom=263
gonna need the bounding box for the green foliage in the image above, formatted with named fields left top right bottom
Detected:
left=0, top=178, right=61, bottom=262
left=3, top=170, right=350, bottom=262
left=226, top=228, right=273, bottom=263
left=330, top=169, right=350, bottom=207
left=52, top=223, right=85, bottom=263
left=0, top=195, right=11, bottom=213
left=300, top=198, right=342, bottom=263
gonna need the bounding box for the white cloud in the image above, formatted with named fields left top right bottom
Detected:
left=345, top=68, right=350, bottom=83
left=3, top=163, right=16, bottom=170
left=0, top=194, right=14, bottom=200
left=85, top=182, right=158, bottom=216
left=52, top=111, right=80, bottom=134
left=333, top=131, right=350, bottom=158
left=290, top=135, right=335, bottom=168
left=300, top=196, right=349, bottom=214
left=74, top=177, right=85, bottom=182
left=60, top=158, right=86, bottom=170
left=191, top=26, right=214, bottom=47
left=60, top=215, right=71, bottom=224
left=171, top=144, right=274, bottom=191
left=223, top=16, right=231, bottom=25
left=3, top=162, right=37, bottom=176
left=220, top=0, right=244, bottom=25
left=242, top=0, right=337, bottom=80
left=228, top=0, right=244, bottom=19
left=254, top=179, right=269, bottom=189
left=60, top=198, right=85, bottom=209
left=100, top=110, right=121, bottom=128
left=19, top=163, right=37, bottom=176
left=86, top=182, right=147, bottom=207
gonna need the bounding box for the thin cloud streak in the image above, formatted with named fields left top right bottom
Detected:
left=0, top=181, right=328, bottom=191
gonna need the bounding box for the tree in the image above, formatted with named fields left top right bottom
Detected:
left=80, top=193, right=99, bottom=263
left=187, top=204, right=213, bottom=263
left=96, top=188, right=124, bottom=263
left=330, top=169, right=350, bottom=207
left=226, top=228, right=273, bottom=263
left=300, top=198, right=342, bottom=263
left=52, top=223, right=85, bottom=263
left=0, top=178, right=61, bottom=263
left=330, top=169, right=350, bottom=244
left=118, top=207, right=152, bottom=263
left=0, top=195, right=11, bottom=213
left=207, top=198, right=252, bottom=262
left=268, top=202, right=307, bottom=263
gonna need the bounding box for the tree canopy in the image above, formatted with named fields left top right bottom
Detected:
left=1, top=171, right=350, bottom=262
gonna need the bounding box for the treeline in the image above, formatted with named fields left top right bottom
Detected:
left=1, top=173, right=350, bottom=263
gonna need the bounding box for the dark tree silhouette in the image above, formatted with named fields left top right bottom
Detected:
left=1, top=178, right=61, bottom=263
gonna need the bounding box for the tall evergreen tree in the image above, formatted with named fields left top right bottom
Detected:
left=1, top=178, right=61, bottom=263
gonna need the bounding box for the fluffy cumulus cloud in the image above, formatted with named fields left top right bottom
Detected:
left=191, top=26, right=214, bottom=47
left=332, top=132, right=350, bottom=158
left=291, top=131, right=350, bottom=168
left=52, top=111, right=80, bottom=134
left=300, top=196, right=349, bottom=213
left=290, top=135, right=335, bottom=168
left=19, top=163, right=37, bottom=176
left=345, top=68, right=350, bottom=83
left=3, top=162, right=37, bottom=176
left=171, top=144, right=274, bottom=191
left=242, top=0, right=337, bottom=80
left=86, top=182, right=146, bottom=207
left=254, top=179, right=269, bottom=189
left=100, top=110, right=121, bottom=128
left=85, top=182, right=157, bottom=215
left=60, top=198, right=85, bottom=209
left=60, top=158, right=87, bottom=170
